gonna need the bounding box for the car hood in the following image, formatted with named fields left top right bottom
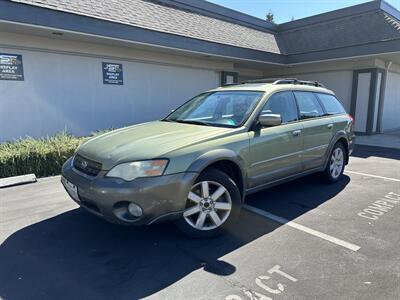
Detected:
left=77, top=121, right=234, bottom=170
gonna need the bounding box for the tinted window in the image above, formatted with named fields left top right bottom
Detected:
left=316, top=93, right=346, bottom=115
left=294, top=92, right=324, bottom=119
left=261, top=92, right=298, bottom=123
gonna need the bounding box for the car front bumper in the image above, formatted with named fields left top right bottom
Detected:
left=61, top=157, right=198, bottom=225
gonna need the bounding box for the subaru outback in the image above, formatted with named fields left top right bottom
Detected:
left=61, top=78, right=355, bottom=238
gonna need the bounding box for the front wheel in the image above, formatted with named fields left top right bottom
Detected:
left=175, top=168, right=241, bottom=238
left=322, top=143, right=346, bottom=183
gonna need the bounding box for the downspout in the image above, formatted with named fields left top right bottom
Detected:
left=378, top=61, right=392, bottom=134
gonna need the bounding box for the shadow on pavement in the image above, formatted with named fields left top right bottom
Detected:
left=351, top=145, right=400, bottom=160
left=246, top=174, right=350, bottom=220
left=0, top=175, right=349, bottom=300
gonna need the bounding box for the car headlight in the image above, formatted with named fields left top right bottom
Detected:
left=105, top=159, right=168, bottom=181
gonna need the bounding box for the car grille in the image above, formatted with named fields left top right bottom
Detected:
left=73, top=154, right=102, bottom=177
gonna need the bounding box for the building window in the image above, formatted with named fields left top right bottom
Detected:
left=221, top=71, right=238, bottom=86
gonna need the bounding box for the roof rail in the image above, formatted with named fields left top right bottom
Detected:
left=244, top=78, right=282, bottom=84
left=244, top=78, right=325, bottom=88
left=221, top=82, right=241, bottom=87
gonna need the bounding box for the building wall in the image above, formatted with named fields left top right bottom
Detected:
left=382, top=71, right=400, bottom=131
left=0, top=39, right=220, bottom=142
left=0, top=31, right=233, bottom=72
left=1, top=31, right=397, bottom=141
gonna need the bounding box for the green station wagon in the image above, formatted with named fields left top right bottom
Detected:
left=61, top=78, right=355, bottom=237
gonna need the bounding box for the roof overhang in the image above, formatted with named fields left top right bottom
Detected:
left=287, top=39, right=400, bottom=65
left=1, top=0, right=400, bottom=66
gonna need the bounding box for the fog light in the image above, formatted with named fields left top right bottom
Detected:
left=128, top=202, right=143, bottom=217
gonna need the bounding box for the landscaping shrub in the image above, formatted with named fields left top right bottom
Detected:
left=0, top=132, right=88, bottom=179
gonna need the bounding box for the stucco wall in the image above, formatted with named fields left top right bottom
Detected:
left=382, top=71, right=400, bottom=131
left=0, top=47, right=219, bottom=142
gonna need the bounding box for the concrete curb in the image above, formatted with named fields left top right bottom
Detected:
left=0, top=174, right=37, bottom=188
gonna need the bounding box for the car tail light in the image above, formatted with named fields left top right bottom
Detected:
left=348, top=114, right=355, bottom=124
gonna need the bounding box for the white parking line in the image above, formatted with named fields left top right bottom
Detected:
left=345, top=170, right=400, bottom=182
left=243, top=204, right=361, bottom=252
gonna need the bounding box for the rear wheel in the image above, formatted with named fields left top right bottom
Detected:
left=175, top=168, right=241, bottom=238
left=323, top=143, right=346, bottom=183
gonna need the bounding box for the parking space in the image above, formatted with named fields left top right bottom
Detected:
left=0, top=145, right=399, bottom=300
left=347, top=145, right=400, bottom=179
left=245, top=165, right=400, bottom=255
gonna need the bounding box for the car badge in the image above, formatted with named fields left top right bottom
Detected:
left=81, top=160, right=88, bottom=169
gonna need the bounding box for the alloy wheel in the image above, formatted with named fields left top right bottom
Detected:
left=183, top=181, right=232, bottom=231
left=330, top=147, right=344, bottom=179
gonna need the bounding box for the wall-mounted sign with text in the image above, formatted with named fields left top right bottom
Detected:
left=0, top=54, right=24, bottom=81
left=102, top=62, right=123, bottom=85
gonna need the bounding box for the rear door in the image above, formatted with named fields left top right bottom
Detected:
left=248, top=91, right=304, bottom=188
left=293, top=91, right=334, bottom=170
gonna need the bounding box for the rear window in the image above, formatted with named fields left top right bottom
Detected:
left=316, top=93, right=346, bottom=115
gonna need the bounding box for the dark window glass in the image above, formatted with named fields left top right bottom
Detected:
left=261, top=92, right=298, bottom=123
left=294, top=92, right=324, bottom=119
left=316, top=93, right=346, bottom=115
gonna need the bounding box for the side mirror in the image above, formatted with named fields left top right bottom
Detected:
left=258, top=114, right=282, bottom=127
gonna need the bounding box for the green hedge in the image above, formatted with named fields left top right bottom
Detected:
left=0, top=133, right=86, bottom=179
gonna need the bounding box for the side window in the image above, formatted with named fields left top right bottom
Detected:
left=261, top=91, right=298, bottom=123
left=294, top=91, right=324, bottom=119
left=316, top=93, right=346, bottom=115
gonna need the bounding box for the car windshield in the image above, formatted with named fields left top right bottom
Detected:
left=164, top=91, right=264, bottom=128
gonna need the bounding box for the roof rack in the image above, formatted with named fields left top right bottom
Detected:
left=244, top=78, right=325, bottom=88
left=221, top=83, right=241, bottom=87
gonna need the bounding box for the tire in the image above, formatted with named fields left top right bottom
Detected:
left=175, top=168, right=241, bottom=238
left=322, top=142, right=346, bottom=183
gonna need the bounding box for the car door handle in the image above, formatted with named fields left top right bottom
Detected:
left=292, top=130, right=301, bottom=137
left=327, top=124, right=333, bottom=129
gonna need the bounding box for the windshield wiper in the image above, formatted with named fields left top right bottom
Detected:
left=173, top=119, right=211, bottom=126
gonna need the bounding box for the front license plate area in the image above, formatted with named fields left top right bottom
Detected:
left=61, top=177, right=80, bottom=202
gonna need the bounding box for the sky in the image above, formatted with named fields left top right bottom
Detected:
left=207, top=0, right=400, bottom=24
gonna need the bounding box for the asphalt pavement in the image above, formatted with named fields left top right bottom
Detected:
left=0, top=145, right=399, bottom=300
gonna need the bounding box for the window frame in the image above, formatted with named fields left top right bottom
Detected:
left=252, top=90, right=347, bottom=130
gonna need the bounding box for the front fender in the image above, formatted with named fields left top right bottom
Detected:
left=186, top=149, right=247, bottom=196
left=187, top=149, right=246, bottom=173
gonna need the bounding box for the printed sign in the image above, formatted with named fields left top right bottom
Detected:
left=102, top=62, right=123, bottom=85
left=0, top=54, right=24, bottom=81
